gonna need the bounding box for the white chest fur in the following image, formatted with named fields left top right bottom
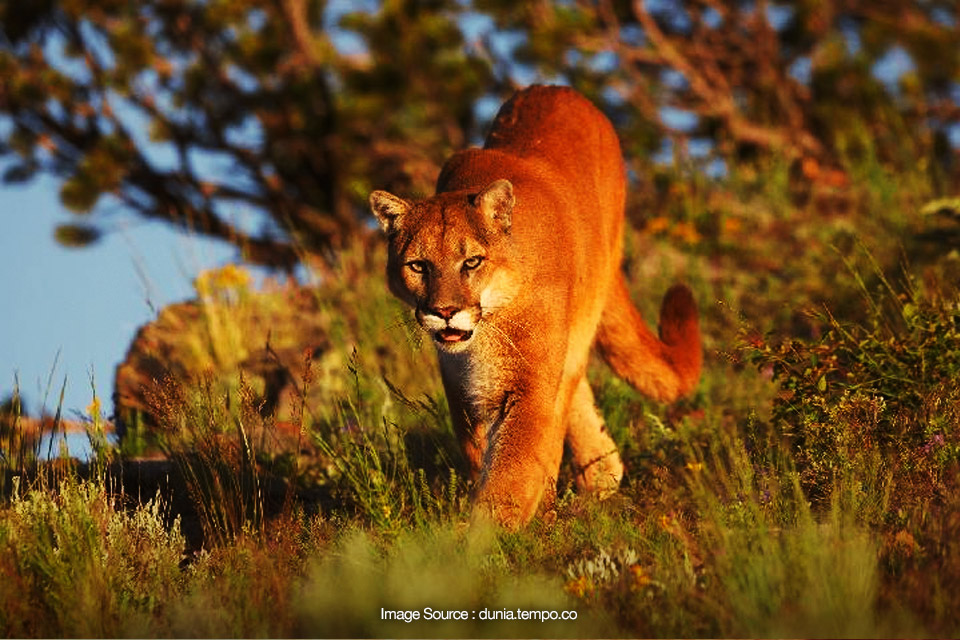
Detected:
left=437, top=334, right=513, bottom=414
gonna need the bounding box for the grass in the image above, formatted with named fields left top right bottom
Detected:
left=2, top=140, right=960, bottom=637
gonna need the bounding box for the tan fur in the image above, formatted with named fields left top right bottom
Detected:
left=369, top=86, right=701, bottom=528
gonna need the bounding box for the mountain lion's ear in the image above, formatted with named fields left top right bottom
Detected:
left=369, top=190, right=411, bottom=234
left=475, top=179, right=514, bottom=233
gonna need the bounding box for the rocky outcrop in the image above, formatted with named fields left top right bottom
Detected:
left=113, top=274, right=343, bottom=454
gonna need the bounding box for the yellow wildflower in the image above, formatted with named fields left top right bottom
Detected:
left=801, top=156, right=820, bottom=180
left=892, top=530, right=919, bottom=558
left=87, top=396, right=101, bottom=421
left=671, top=221, right=701, bottom=245
left=194, top=263, right=252, bottom=298
left=722, top=216, right=742, bottom=235
left=213, top=263, right=252, bottom=291
left=629, top=564, right=652, bottom=590
left=658, top=513, right=684, bottom=538
left=564, top=575, right=593, bottom=599
left=646, top=216, right=670, bottom=234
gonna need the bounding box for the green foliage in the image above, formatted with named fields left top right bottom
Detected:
left=0, top=481, right=185, bottom=637
left=747, top=268, right=960, bottom=507
left=125, top=258, right=465, bottom=540
left=3, top=1, right=959, bottom=263
left=311, top=371, right=466, bottom=534
left=0, top=384, right=34, bottom=486
left=0, top=345, right=956, bottom=636
left=52, top=223, right=101, bottom=248
left=151, top=373, right=268, bottom=547
left=0, top=0, right=494, bottom=263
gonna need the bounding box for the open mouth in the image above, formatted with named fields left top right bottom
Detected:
left=435, top=328, right=473, bottom=344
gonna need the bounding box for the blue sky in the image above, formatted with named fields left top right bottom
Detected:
left=0, top=174, right=233, bottom=418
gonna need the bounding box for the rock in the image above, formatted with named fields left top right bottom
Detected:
left=113, top=272, right=342, bottom=455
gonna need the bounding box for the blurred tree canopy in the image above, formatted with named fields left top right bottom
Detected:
left=1, top=0, right=959, bottom=267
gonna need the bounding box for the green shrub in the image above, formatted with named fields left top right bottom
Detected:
left=746, top=271, right=960, bottom=509
left=309, top=354, right=467, bottom=534
left=0, top=480, right=184, bottom=637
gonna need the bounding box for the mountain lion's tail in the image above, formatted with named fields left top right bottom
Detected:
left=595, top=276, right=702, bottom=402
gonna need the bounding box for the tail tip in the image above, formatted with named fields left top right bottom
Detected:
left=660, top=284, right=699, bottom=337
left=659, top=283, right=702, bottom=396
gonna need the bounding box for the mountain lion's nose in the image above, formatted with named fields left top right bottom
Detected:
left=429, top=306, right=458, bottom=320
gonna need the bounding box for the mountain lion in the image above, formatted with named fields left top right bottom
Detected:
left=369, top=85, right=701, bottom=527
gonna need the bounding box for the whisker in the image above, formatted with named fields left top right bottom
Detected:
left=383, top=313, right=427, bottom=350
left=480, top=320, right=529, bottom=365
left=483, top=312, right=533, bottom=335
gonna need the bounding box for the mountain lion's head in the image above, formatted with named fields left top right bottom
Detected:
left=369, top=179, right=521, bottom=352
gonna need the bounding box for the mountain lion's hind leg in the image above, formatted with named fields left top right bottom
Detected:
left=565, top=377, right=623, bottom=496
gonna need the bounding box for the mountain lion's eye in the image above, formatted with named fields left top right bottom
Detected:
left=463, top=256, right=484, bottom=270
left=406, top=261, right=427, bottom=274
